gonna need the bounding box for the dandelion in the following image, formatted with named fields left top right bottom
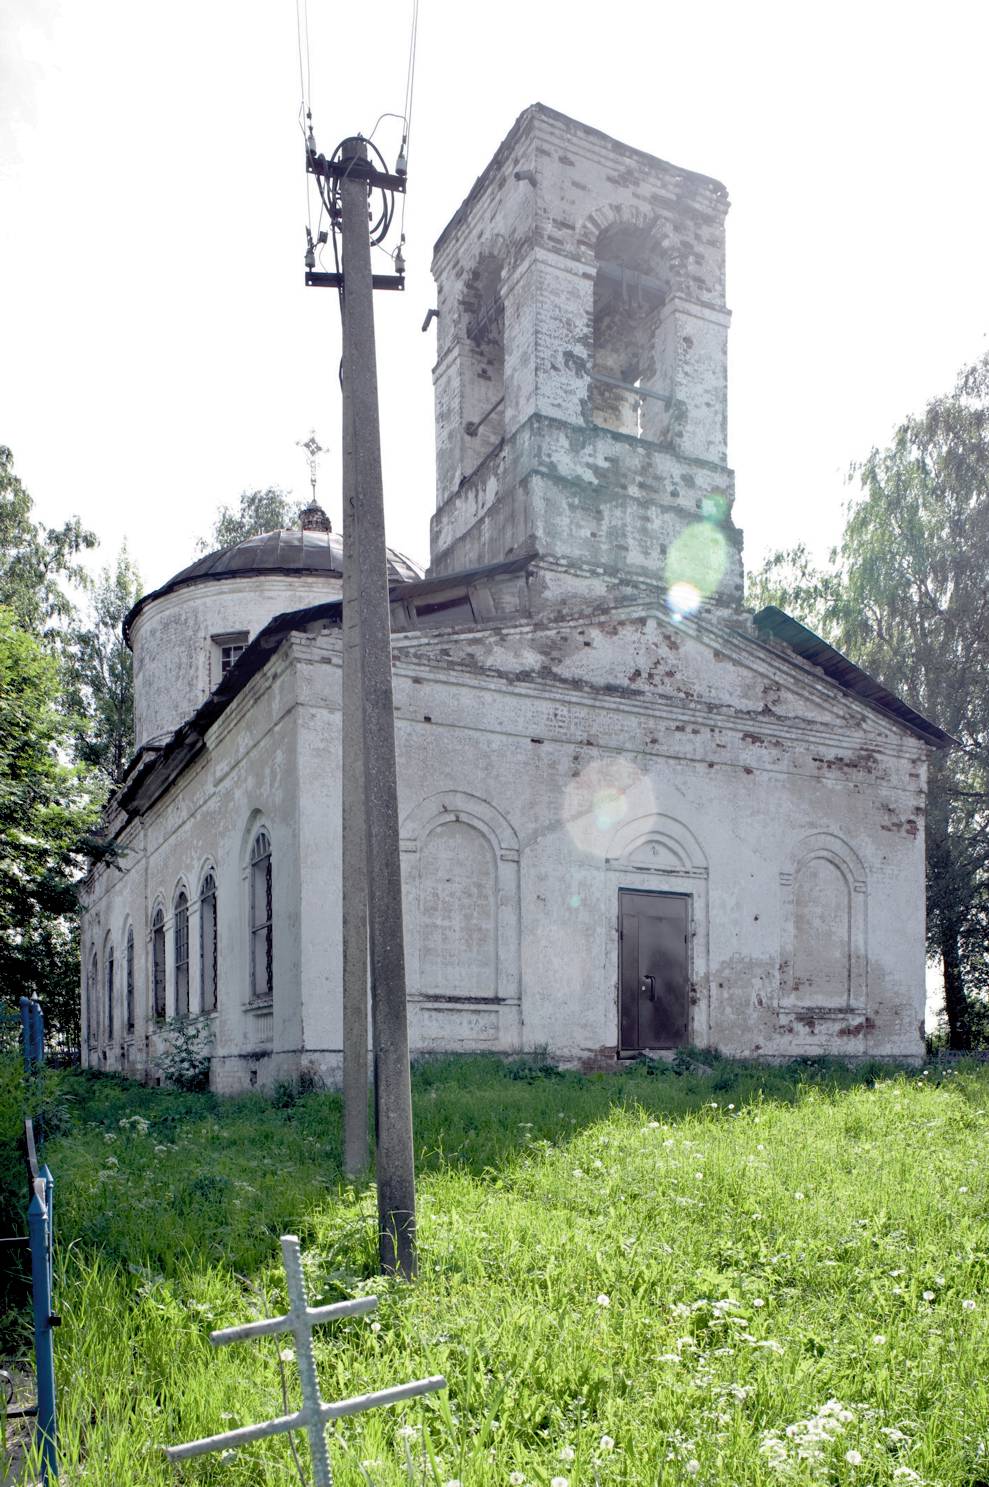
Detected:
left=509, top=1475, right=526, bottom=1486
left=647, top=1120, right=661, bottom=1129
left=370, top=1320, right=382, bottom=1333
left=597, top=1293, right=610, bottom=1307
left=685, top=1460, right=701, bottom=1474
left=279, top=1347, right=295, bottom=1363
left=599, top=1434, right=615, bottom=1451
left=963, top=1298, right=977, bottom=1310
left=559, top=1445, right=576, bottom=1462
left=794, top=1191, right=805, bottom=1201
left=550, top=1478, right=570, bottom=1487
left=443, top=1480, right=462, bottom=1486
left=922, top=1290, right=935, bottom=1301
left=845, top=1450, right=863, bottom=1465
left=752, top=1298, right=765, bottom=1308
left=872, top=1333, right=887, bottom=1345
left=959, top=1186, right=969, bottom=1193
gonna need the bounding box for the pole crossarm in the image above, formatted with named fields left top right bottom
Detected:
left=165, top=1236, right=445, bottom=1485
left=306, top=152, right=407, bottom=194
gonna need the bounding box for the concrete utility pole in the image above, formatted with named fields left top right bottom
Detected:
left=316, top=135, right=416, bottom=1276
left=341, top=360, right=369, bottom=1180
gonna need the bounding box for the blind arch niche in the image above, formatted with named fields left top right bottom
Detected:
left=780, top=833, right=867, bottom=1011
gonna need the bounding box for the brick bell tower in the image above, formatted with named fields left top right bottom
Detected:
left=427, top=104, right=743, bottom=612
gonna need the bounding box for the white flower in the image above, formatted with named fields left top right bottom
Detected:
left=794, top=1191, right=805, bottom=1201
left=551, top=1478, right=570, bottom=1487
left=370, top=1320, right=382, bottom=1333
left=219, top=1448, right=237, bottom=1464
left=443, top=1480, right=462, bottom=1486
left=596, top=1293, right=610, bottom=1307
left=279, top=1347, right=295, bottom=1363
left=685, top=1460, right=701, bottom=1474
left=959, top=1186, right=969, bottom=1193
left=599, top=1434, right=615, bottom=1450
left=509, top=1475, right=526, bottom=1486
left=871, top=1334, right=887, bottom=1345
left=694, top=1171, right=704, bottom=1181
left=647, top=1120, right=660, bottom=1129
left=922, top=1290, right=935, bottom=1301
left=845, top=1450, right=863, bottom=1465
left=752, top=1298, right=765, bottom=1308
left=559, top=1445, right=576, bottom=1462
left=963, top=1298, right=977, bottom=1310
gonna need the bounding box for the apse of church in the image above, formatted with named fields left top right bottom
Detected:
left=79, top=106, right=946, bottom=1091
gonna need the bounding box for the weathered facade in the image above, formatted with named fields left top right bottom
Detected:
left=80, top=106, right=948, bottom=1089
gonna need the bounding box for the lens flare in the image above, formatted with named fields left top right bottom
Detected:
left=665, top=519, right=729, bottom=611
left=562, top=758, right=654, bottom=857
left=667, top=581, right=702, bottom=618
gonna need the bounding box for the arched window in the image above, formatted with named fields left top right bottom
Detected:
left=106, top=943, right=115, bottom=1042
left=125, top=926, right=135, bottom=1034
left=87, top=948, right=98, bottom=1050
left=152, top=906, right=166, bottom=1021
left=174, top=889, right=189, bottom=1016
left=200, top=871, right=218, bottom=1012
left=250, top=830, right=273, bottom=1003
left=591, top=222, right=670, bottom=440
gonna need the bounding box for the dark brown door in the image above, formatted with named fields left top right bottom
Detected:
left=619, top=890, right=690, bottom=1050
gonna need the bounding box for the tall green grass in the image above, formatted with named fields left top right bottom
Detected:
left=4, top=1054, right=989, bottom=1484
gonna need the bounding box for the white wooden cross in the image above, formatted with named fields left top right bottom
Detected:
left=166, top=1235, right=445, bottom=1485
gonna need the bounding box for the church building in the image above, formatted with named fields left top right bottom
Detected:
left=80, top=106, right=948, bottom=1089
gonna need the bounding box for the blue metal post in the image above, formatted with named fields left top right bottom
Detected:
left=40, top=1163, right=54, bottom=1296
left=28, top=1178, right=57, bottom=1481
left=19, top=997, right=32, bottom=1073
left=32, top=1000, right=44, bottom=1067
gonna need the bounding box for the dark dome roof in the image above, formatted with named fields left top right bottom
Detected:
left=123, top=526, right=422, bottom=641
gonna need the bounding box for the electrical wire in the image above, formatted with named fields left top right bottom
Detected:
left=399, top=0, right=420, bottom=240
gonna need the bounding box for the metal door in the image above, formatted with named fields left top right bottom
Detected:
left=619, top=890, right=690, bottom=1049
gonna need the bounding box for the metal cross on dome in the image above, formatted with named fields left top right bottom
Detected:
left=297, top=430, right=327, bottom=503
left=166, top=1235, right=445, bottom=1486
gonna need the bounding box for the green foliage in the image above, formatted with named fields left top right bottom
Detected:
left=155, top=1014, right=214, bottom=1092
left=197, top=488, right=304, bottom=554
left=14, top=1055, right=989, bottom=1482
left=63, top=546, right=142, bottom=787
left=0, top=608, right=101, bottom=1009
left=0, top=445, right=95, bottom=646
left=748, top=351, right=989, bottom=1048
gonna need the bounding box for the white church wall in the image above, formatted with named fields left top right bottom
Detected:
left=130, top=572, right=342, bottom=749
left=81, top=647, right=307, bottom=1091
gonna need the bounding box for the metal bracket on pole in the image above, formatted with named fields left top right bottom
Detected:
left=305, top=272, right=405, bottom=291
left=306, top=153, right=407, bottom=194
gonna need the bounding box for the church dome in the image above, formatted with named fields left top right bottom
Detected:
left=125, top=505, right=423, bottom=751
left=124, top=510, right=421, bottom=642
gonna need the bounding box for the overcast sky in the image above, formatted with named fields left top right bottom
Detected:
left=3, top=0, right=988, bottom=597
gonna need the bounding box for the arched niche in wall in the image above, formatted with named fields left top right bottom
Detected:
left=400, top=792, right=521, bottom=1049
left=605, top=812, right=711, bottom=1046
left=780, top=833, right=867, bottom=1011
left=579, top=204, right=675, bottom=442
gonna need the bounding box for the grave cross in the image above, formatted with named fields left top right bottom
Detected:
left=166, top=1235, right=445, bottom=1486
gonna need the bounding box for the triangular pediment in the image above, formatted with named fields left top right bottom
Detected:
left=390, top=603, right=919, bottom=747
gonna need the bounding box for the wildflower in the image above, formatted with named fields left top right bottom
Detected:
left=279, top=1347, right=295, bottom=1363
left=845, top=1450, right=863, bottom=1465
left=599, top=1434, right=615, bottom=1450
left=219, top=1448, right=237, bottom=1464
left=397, top=1424, right=419, bottom=1440
left=559, top=1445, right=576, bottom=1462
left=443, top=1480, right=462, bottom=1486
left=509, top=1475, right=526, bottom=1486
left=752, top=1298, right=765, bottom=1308
left=794, top=1191, right=805, bottom=1201
left=596, top=1293, right=610, bottom=1307
left=963, top=1298, right=977, bottom=1310
left=960, top=1186, right=969, bottom=1193
left=872, top=1334, right=887, bottom=1346
left=922, top=1290, right=935, bottom=1301
left=685, top=1461, right=701, bottom=1474
left=647, top=1120, right=660, bottom=1129
left=550, top=1478, right=570, bottom=1487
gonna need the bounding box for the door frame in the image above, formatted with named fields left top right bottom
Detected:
left=618, top=887, right=693, bottom=1053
